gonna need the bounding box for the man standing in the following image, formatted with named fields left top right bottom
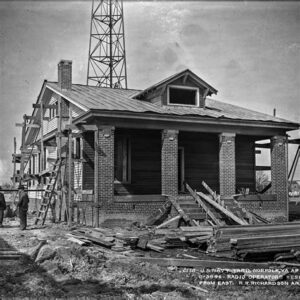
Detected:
left=17, top=185, right=29, bottom=230
left=0, top=186, right=6, bottom=227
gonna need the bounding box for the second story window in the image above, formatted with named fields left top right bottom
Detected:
left=49, top=102, right=57, bottom=119
left=167, top=85, right=199, bottom=106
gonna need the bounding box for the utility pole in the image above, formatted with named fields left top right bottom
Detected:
left=87, top=0, right=128, bottom=88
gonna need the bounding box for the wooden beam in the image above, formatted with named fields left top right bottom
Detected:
left=27, top=124, right=40, bottom=128
left=156, top=215, right=181, bottom=229
left=81, top=124, right=98, bottom=131
left=168, top=196, right=197, bottom=226
left=33, top=104, right=57, bottom=109
left=185, top=183, right=222, bottom=226
left=197, top=192, right=248, bottom=225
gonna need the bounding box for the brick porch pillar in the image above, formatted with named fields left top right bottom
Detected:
left=270, top=135, right=288, bottom=220
left=95, top=126, right=115, bottom=227
left=219, top=133, right=236, bottom=197
left=161, top=129, right=178, bottom=197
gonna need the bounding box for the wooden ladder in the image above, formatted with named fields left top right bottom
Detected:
left=34, top=159, right=62, bottom=225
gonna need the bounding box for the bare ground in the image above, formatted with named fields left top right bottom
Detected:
left=0, top=216, right=299, bottom=299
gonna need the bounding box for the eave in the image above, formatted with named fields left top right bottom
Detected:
left=73, top=109, right=299, bottom=136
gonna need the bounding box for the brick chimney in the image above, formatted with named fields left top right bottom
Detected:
left=58, top=60, right=72, bottom=90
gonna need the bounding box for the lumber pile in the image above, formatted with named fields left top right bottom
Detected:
left=67, top=224, right=215, bottom=253
left=207, top=222, right=300, bottom=261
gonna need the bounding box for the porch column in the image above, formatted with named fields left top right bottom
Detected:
left=219, top=133, right=236, bottom=197
left=95, top=126, right=115, bottom=227
left=161, top=129, right=178, bottom=196
left=270, top=135, right=288, bottom=219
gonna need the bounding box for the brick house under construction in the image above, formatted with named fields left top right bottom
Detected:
left=19, top=60, right=299, bottom=225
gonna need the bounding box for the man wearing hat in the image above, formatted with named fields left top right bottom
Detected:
left=0, top=186, right=6, bottom=227
left=17, top=185, right=29, bottom=230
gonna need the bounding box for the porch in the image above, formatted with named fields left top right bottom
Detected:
left=79, top=125, right=288, bottom=225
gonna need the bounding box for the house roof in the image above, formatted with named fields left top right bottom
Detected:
left=46, top=82, right=299, bottom=127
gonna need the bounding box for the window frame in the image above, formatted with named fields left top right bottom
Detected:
left=167, top=85, right=199, bottom=107
left=49, top=102, right=58, bottom=120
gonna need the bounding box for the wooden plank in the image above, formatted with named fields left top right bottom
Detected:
left=185, top=183, right=222, bottom=226
left=168, top=196, right=194, bottom=225
left=27, top=124, right=40, bottom=128
left=33, top=104, right=57, bottom=109
left=156, top=215, right=181, bottom=229
left=197, top=192, right=248, bottom=225
left=132, top=257, right=270, bottom=269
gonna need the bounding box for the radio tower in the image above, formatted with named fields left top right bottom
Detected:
left=87, top=0, right=127, bottom=88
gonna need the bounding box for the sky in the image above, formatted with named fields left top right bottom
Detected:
left=0, top=0, right=299, bottom=184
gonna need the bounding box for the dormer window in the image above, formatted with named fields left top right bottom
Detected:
left=167, top=85, right=199, bottom=106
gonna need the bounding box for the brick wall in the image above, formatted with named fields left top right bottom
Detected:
left=161, top=129, right=178, bottom=197
left=219, top=133, right=236, bottom=197
left=96, top=127, right=115, bottom=224
left=270, top=135, right=288, bottom=219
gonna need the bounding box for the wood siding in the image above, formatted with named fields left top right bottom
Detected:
left=179, top=132, right=219, bottom=193
left=82, top=131, right=95, bottom=190
left=235, top=135, right=256, bottom=192
left=114, top=129, right=161, bottom=195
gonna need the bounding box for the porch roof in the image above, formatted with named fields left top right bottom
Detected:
left=46, top=82, right=299, bottom=129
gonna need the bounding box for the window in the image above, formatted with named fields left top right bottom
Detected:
left=49, top=102, right=57, bottom=119
left=167, top=85, right=199, bottom=106
left=73, top=137, right=82, bottom=159
left=114, top=136, right=131, bottom=183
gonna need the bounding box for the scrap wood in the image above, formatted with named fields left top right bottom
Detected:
left=70, top=231, right=114, bottom=248
left=154, top=228, right=181, bottom=235
left=0, top=254, right=21, bottom=260
left=182, top=253, right=198, bottom=259
left=67, top=236, right=91, bottom=246
left=269, top=261, right=300, bottom=268
left=146, top=242, right=164, bottom=252
left=197, top=191, right=248, bottom=225
left=137, top=235, right=149, bottom=250
left=185, top=183, right=223, bottom=226
left=168, top=196, right=198, bottom=226
left=181, top=282, right=208, bottom=294
left=274, top=252, right=296, bottom=261
left=180, top=226, right=213, bottom=232
left=156, top=215, right=181, bottom=229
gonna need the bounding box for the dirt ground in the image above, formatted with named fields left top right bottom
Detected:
left=0, top=215, right=300, bottom=299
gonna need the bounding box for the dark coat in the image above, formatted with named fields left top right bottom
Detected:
left=0, top=193, right=6, bottom=210
left=17, top=191, right=29, bottom=211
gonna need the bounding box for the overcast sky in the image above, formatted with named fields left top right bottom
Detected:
left=0, top=1, right=299, bottom=184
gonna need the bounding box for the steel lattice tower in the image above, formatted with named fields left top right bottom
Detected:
left=87, top=0, right=127, bottom=88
